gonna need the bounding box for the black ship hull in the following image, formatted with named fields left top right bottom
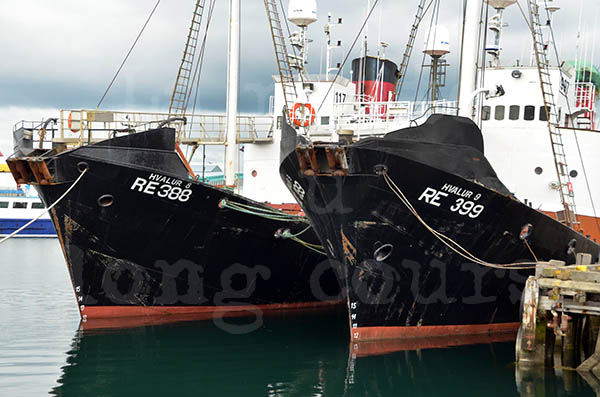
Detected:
left=9, top=128, right=342, bottom=322
left=279, top=115, right=600, bottom=341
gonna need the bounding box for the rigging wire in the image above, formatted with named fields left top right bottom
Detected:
left=396, top=0, right=436, bottom=99
left=515, top=1, right=533, bottom=32
left=316, top=0, right=380, bottom=115
left=188, top=0, right=216, bottom=121
left=412, top=0, right=439, bottom=104
left=96, top=0, right=161, bottom=109
left=187, top=0, right=217, bottom=152
left=541, top=0, right=600, bottom=235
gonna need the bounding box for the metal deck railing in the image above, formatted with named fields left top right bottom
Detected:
left=42, top=109, right=275, bottom=147
left=331, top=99, right=458, bottom=137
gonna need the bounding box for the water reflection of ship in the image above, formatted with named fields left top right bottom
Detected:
left=52, top=314, right=349, bottom=396
left=53, top=313, right=595, bottom=396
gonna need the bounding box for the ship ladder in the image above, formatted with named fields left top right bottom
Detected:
left=263, top=0, right=298, bottom=120
left=527, top=0, right=578, bottom=228
left=396, top=0, right=432, bottom=97
left=168, top=0, right=207, bottom=125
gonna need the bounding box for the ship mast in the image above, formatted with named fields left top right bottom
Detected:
left=225, top=0, right=240, bottom=187
left=457, top=0, right=483, bottom=118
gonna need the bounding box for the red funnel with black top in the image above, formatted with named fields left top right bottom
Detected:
left=352, top=56, right=399, bottom=102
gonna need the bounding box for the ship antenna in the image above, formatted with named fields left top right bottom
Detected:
left=316, top=0, right=380, bottom=115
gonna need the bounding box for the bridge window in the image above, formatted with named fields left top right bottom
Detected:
left=524, top=105, right=535, bottom=120
left=32, top=202, right=45, bottom=209
left=494, top=105, right=505, bottom=120
left=539, top=106, right=549, bottom=121
left=481, top=106, right=490, bottom=121
left=509, top=105, right=520, bottom=120
left=12, top=202, right=27, bottom=209
left=0, top=201, right=8, bottom=208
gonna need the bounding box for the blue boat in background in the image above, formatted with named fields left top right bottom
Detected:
left=0, top=160, right=56, bottom=238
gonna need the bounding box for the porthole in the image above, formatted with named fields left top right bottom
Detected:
left=524, top=105, right=535, bottom=121
left=481, top=106, right=491, bottom=121
left=535, top=167, right=543, bottom=175
left=570, top=170, right=578, bottom=178
left=77, top=162, right=89, bottom=172
left=97, top=194, right=114, bottom=208
left=374, top=244, right=394, bottom=262
left=494, top=105, right=505, bottom=120
left=251, top=170, right=258, bottom=177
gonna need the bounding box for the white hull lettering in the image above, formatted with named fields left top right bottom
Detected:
left=418, top=187, right=448, bottom=207
left=418, top=186, right=485, bottom=219
left=131, top=176, right=192, bottom=202
left=148, top=173, right=183, bottom=186
left=440, top=183, right=474, bottom=199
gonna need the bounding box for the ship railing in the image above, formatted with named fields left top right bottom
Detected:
left=332, top=100, right=458, bottom=137
left=573, top=82, right=596, bottom=129
left=46, top=110, right=275, bottom=148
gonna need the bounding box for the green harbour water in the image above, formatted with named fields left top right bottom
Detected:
left=0, top=239, right=595, bottom=396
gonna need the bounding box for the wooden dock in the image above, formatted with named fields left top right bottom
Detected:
left=516, top=253, right=600, bottom=394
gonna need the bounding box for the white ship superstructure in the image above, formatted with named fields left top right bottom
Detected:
left=250, top=0, right=600, bottom=240
left=481, top=66, right=599, bottom=215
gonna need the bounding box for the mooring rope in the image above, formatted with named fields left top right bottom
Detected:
left=218, top=199, right=309, bottom=223
left=219, top=199, right=326, bottom=255
left=382, top=171, right=538, bottom=270
left=524, top=239, right=540, bottom=263
left=0, top=169, right=88, bottom=245
left=289, top=237, right=327, bottom=256
left=278, top=224, right=312, bottom=238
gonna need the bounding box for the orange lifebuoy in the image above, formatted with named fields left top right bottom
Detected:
left=290, top=103, right=316, bottom=127
left=68, top=112, right=80, bottom=133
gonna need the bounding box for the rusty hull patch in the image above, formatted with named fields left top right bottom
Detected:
left=341, top=229, right=357, bottom=266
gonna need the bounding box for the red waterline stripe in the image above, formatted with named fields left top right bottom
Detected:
left=350, top=330, right=518, bottom=357
left=351, top=322, right=521, bottom=342
left=81, top=299, right=344, bottom=319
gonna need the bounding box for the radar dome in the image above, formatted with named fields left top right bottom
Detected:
left=485, top=0, right=518, bottom=8
left=423, top=25, right=450, bottom=57
left=288, top=0, right=317, bottom=27
left=546, top=0, right=561, bottom=12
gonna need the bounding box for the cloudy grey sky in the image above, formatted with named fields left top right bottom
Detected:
left=0, top=0, right=598, bottom=156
